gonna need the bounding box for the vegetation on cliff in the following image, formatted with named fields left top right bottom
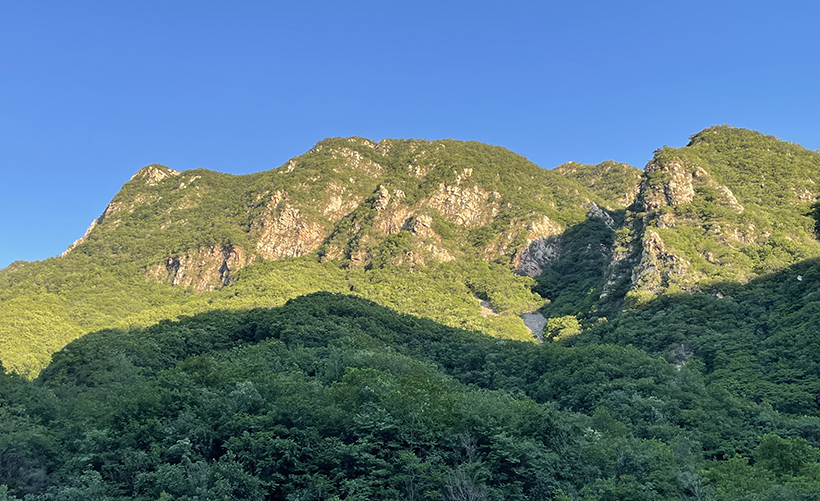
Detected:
left=2, top=138, right=629, bottom=377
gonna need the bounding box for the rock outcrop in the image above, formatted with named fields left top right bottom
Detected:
left=426, top=168, right=501, bottom=227
left=643, top=160, right=744, bottom=215
left=131, top=165, right=181, bottom=186
left=642, top=160, right=697, bottom=211
left=514, top=216, right=564, bottom=277
left=252, top=191, right=326, bottom=260
left=630, top=230, right=693, bottom=294
left=147, top=246, right=253, bottom=292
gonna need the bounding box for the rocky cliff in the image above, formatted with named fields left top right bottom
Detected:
left=61, top=138, right=631, bottom=292
left=620, top=127, right=820, bottom=300
left=58, top=128, right=820, bottom=304
left=530, top=126, right=820, bottom=319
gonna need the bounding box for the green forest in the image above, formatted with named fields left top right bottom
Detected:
left=3, top=126, right=820, bottom=499
left=4, top=292, right=820, bottom=500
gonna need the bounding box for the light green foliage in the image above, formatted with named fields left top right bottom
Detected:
left=554, top=160, right=643, bottom=209
left=546, top=315, right=582, bottom=341
left=0, top=254, right=544, bottom=376
left=645, top=126, right=820, bottom=284
left=701, top=434, right=820, bottom=499
left=754, top=434, right=820, bottom=478
left=580, top=258, right=820, bottom=418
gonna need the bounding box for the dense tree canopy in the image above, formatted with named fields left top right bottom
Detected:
left=0, top=293, right=819, bottom=499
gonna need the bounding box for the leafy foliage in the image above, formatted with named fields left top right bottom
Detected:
left=2, top=293, right=819, bottom=499
left=554, top=160, right=642, bottom=209
left=0, top=254, right=543, bottom=376
left=576, top=258, right=820, bottom=418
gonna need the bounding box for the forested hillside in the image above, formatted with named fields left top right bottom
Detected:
left=4, top=293, right=820, bottom=500
left=3, top=125, right=820, bottom=499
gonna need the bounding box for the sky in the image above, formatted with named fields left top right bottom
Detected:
left=2, top=0, right=819, bottom=268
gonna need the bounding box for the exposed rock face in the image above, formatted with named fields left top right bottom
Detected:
left=643, top=160, right=743, bottom=214
left=332, top=147, right=383, bottom=176
left=131, top=165, right=180, bottom=186
left=630, top=230, right=693, bottom=293
left=147, top=246, right=253, bottom=292
left=252, top=191, right=326, bottom=260
left=322, top=182, right=360, bottom=222
left=100, top=200, right=126, bottom=219
left=176, top=174, right=202, bottom=191
left=514, top=216, right=564, bottom=277
left=372, top=186, right=410, bottom=234
left=716, top=185, right=744, bottom=213
left=587, top=203, right=615, bottom=229
left=373, top=185, right=392, bottom=211
left=795, top=187, right=817, bottom=202
left=426, top=175, right=500, bottom=227
left=403, top=215, right=436, bottom=238
left=643, top=161, right=696, bottom=210
left=408, top=163, right=430, bottom=178
left=425, top=243, right=455, bottom=262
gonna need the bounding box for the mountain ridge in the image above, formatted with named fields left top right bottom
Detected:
left=4, top=125, right=820, bottom=500
left=2, top=126, right=820, bottom=378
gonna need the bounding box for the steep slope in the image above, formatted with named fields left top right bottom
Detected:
left=629, top=125, right=820, bottom=299
left=1, top=138, right=637, bottom=376
left=534, top=126, right=820, bottom=325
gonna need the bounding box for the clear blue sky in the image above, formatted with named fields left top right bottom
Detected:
left=2, top=1, right=819, bottom=268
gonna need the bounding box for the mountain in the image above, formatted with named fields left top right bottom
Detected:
left=64, top=137, right=613, bottom=277
left=632, top=126, right=820, bottom=294
left=0, top=138, right=636, bottom=377
left=536, top=125, right=820, bottom=320
left=4, top=126, right=820, bottom=499
left=3, top=127, right=820, bottom=378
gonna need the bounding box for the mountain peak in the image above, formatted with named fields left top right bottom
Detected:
left=685, top=124, right=787, bottom=148
left=130, top=164, right=180, bottom=186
